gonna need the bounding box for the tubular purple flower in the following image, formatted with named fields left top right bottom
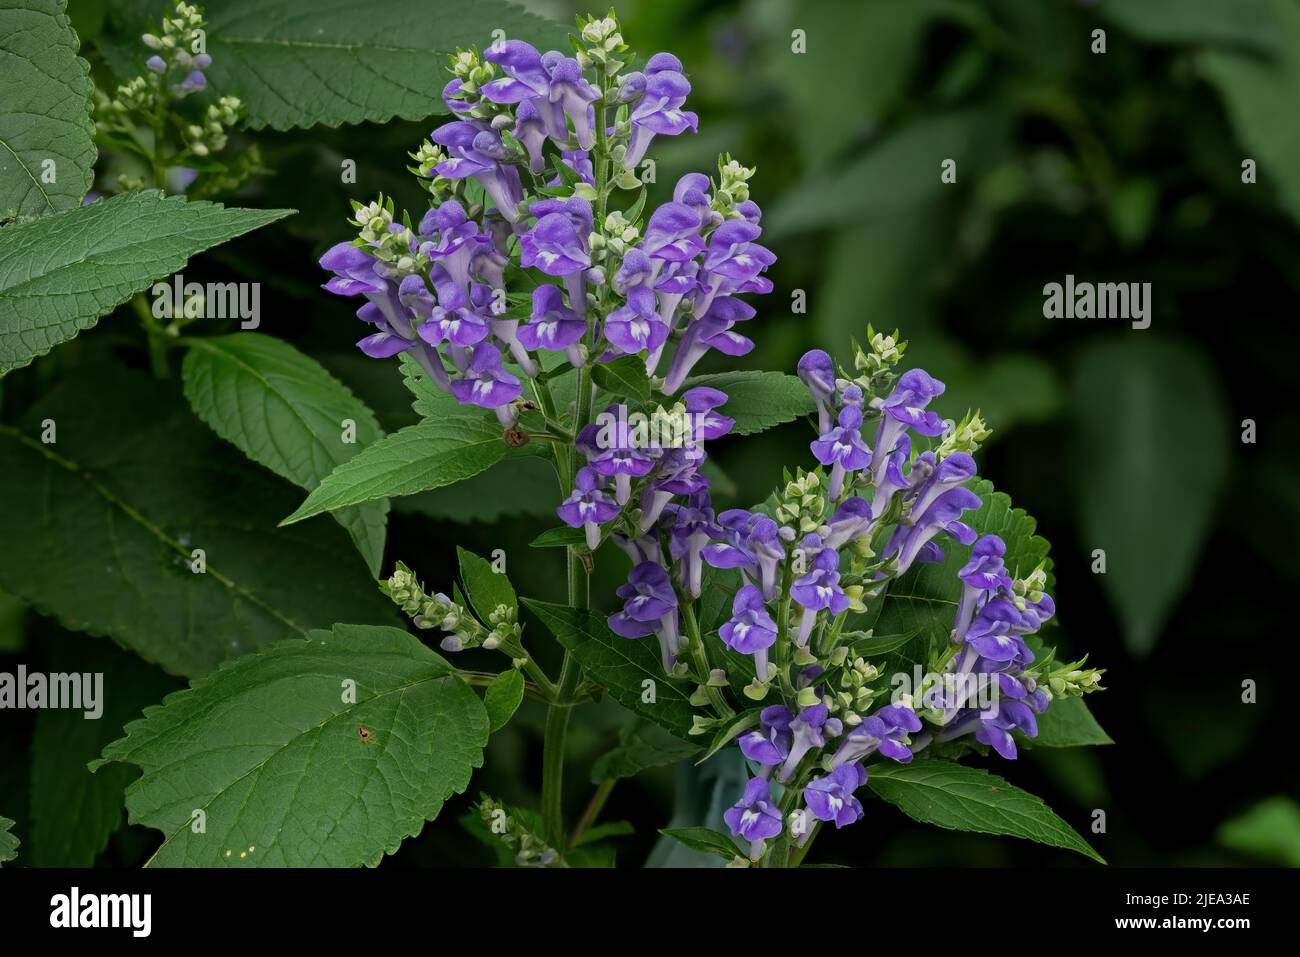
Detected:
left=623, top=65, right=698, bottom=170
left=661, top=297, right=755, bottom=394
left=557, top=467, right=619, bottom=549
left=724, top=777, right=783, bottom=858
left=869, top=368, right=947, bottom=487
left=448, top=342, right=523, bottom=424
left=720, top=584, right=778, bottom=679
left=430, top=121, right=525, bottom=222
left=803, top=763, right=868, bottom=829
left=547, top=57, right=601, bottom=149
left=811, top=404, right=872, bottom=500
left=738, top=705, right=793, bottom=767
left=703, top=510, right=785, bottom=600
left=887, top=486, right=982, bottom=575
left=790, top=547, right=849, bottom=646
left=831, top=703, right=922, bottom=767
left=666, top=490, right=721, bottom=598
left=607, top=561, right=682, bottom=671
left=683, top=386, right=734, bottom=441
left=778, top=705, right=841, bottom=783
left=798, top=349, right=836, bottom=433
left=953, top=535, right=1011, bottom=641
left=516, top=284, right=586, bottom=368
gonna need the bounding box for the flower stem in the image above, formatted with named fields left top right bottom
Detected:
left=569, top=777, right=616, bottom=849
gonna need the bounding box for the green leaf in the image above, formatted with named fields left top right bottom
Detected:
left=657, top=826, right=743, bottom=861
left=1030, top=697, right=1113, bottom=748
left=93, top=623, right=489, bottom=867
left=483, top=669, right=524, bottom=734
left=29, top=634, right=180, bottom=866
left=591, top=355, right=651, bottom=402
left=530, top=526, right=587, bottom=549
left=455, top=546, right=516, bottom=623
left=523, top=599, right=696, bottom=740
left=396, top=457, right=557, bottom=524
left=0, top=362, right=396, bottom=677
left=572, top=820, right=634, bottom=847
left=98, top=0, right=570, bottom=131
left=1073, top=339, right=1228, bottom=655
left=867, top=759, right=1104, bottom=863
left=0, top=0, right=95, bottom=218
left=0, top=815, right=17, bottom=865
left=591, top=715, right=700, bottom=783
left=695, top=709, right=762, bottom=765
left=681, top=371, right=816, bottom=435
left=182, top=333, right=388, bottom=576
left=282, top=418, right=521, bottom=525
left=1195, top=0, right=1300, bottom=226
left=0, top=191, right=292, bottom=376
left=1102, top=0, right=1279, bottom=51
left=1217, top=796, right=1300, bottom=867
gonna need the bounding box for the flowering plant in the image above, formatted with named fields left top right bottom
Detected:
left=0, top=3, right=1109, bottom=871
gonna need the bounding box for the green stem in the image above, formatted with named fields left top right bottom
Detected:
left=681, top=601, right=733, bottom=718
left=569, top=778, right=616, bottom=849
left=132, top=294, right=171, bottom=379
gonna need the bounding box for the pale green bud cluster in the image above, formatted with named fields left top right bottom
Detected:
left=350, top=197, right=394, bottom=243
left=714, top=154, right=756, bottom=214
left=484, top=603, right=524, bottom=652
left=775, top=469, right=825, bottom=533
left=183, top=95, right=241, bottom=157
left=936, top=409, right=993, bottom=459
left=824, top=657, right=880, bottom=724
left=381, top=563, right=486, bottom=649
left=853, top=325, right=906, bottom=381
left=476, top=795, right=559, bottom=867
left=408, top=141, right=455, bottom=200
left=577, top=11, right=628, bottom=72
left=1047, top=657, right=1105, bottom=698
left=1011, top=564, right=1048, bottom=608
left=156, top=1, right=204, bottom=47
left=443, top=48, right=505, bottom=121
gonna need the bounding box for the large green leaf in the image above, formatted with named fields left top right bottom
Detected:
left=591, top=715, right=700, bottom=783
left=0, top=815, right=17, bottom=865
left=29, top=633, right=180, bottom=866
left=523, top=599, right=696, bottom=740
left=93, top=623, right=488, bottom=867
left=395, top=457, right=558, bottom=524
left=1030, top=697, right=1113, bottom=748
left=682, top=371, right=816, bottom=435
left=98, top=0, right=569, bottom=131
left=0, top=190, right=292, bottom=376
left=0, top=361, right=396, bottom=677
left=867, top=759, right=1103, bottom=863
left=1072, top=339, right=1228, bottom=655
left=0, top=0, right=95, bottom=219
left=282, top=418, right=521, bottom=525
left=182, top=333, right=388, bottom=576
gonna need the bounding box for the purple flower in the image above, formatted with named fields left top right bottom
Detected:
left=683, top=386, right=734, bottom=442
left=666, top=490, right=721, bottom=598
left=430, top=121, right=525, bottom=223
left=910, top=452, right=977, bottom=519
left=724, top=777, right=783, bottom=848
left=589, top=407, right=658, bottom=504
left=870, top=368, right=947, bottom=487
left=790, top=547, right=849, bottom=646
left=822, top=497, right=872, bottom=550
left=448, top=343, right=523, bottom=422
left=831, top=703, right=923, bottom=767
left=520, top=205, right=592, bottom=276
left=738, top=705, right=793, bottom=766
left=798, top=349, right=836, bottom=432
left=811, top=404, right=872, bottom=500
left=940, top=698, right=1042, bottom=760
left=604, top=286, right=667, bottom=356
left=607, top=561, right=682, bottom=671
left=693, top=219, right=775, bottom=317
left=778, top=704, right=841, bottom=783
left=516, top=284, right=586, bottom=368
left=703, top=510, right=785, bottom=599
left=641, top=201, right=705, bottom=264
left=661, top=297, right=755, bottom=394
left=953, top=535, right=1011, bottom=641
left=557, top=467, right=619, bottom=549
left=547, top=57, right=601, bottom=149
left=481, top=40, right=567, bottom=139
left=804, top=763, right=868, bottom=828
left=623, top=55, right=699, bottom=169
left=886, top=486, right=982, bottom=575
left=719, top=584, right=778, bottom=679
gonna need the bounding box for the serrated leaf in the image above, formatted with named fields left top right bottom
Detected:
left=1030, top=697, right=1113, bottom=748
left=591, top=715, right=700, bottom=783
left=0, top=815, right=17, bottom=865
left=282, top=418, right=522, bottom=525
left=657, top=826, right=743, bottom=861
left=0, top=361, right=396, bottom=677
left=98, top=0, right=570, bottom=131
left=92, top=623, right=489, bottom=867
left=182, top=333, right=388, bottom=576
left=0, top=0, right=95, bottom=218
left=456, top=546, right=516, bottom=623
left=523, top=599, right=695, bottom=740
left=0, top=190, right=292, bottom=376
left=1073, top=339, right=1228, bottom=655
left=591, top=355, right=651, bottom=402
left=29, top=634, right=180, bottom=866
left=681, top=371, right=816, bottom=435
left=867, top=759, right=1103, bottom=863
left=483, top=669, right=524, bottom=733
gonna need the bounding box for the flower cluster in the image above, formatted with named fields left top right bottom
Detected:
left=596, top=331, right=1102, bottom=864
left=319, top=17, right=775, bottom=431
